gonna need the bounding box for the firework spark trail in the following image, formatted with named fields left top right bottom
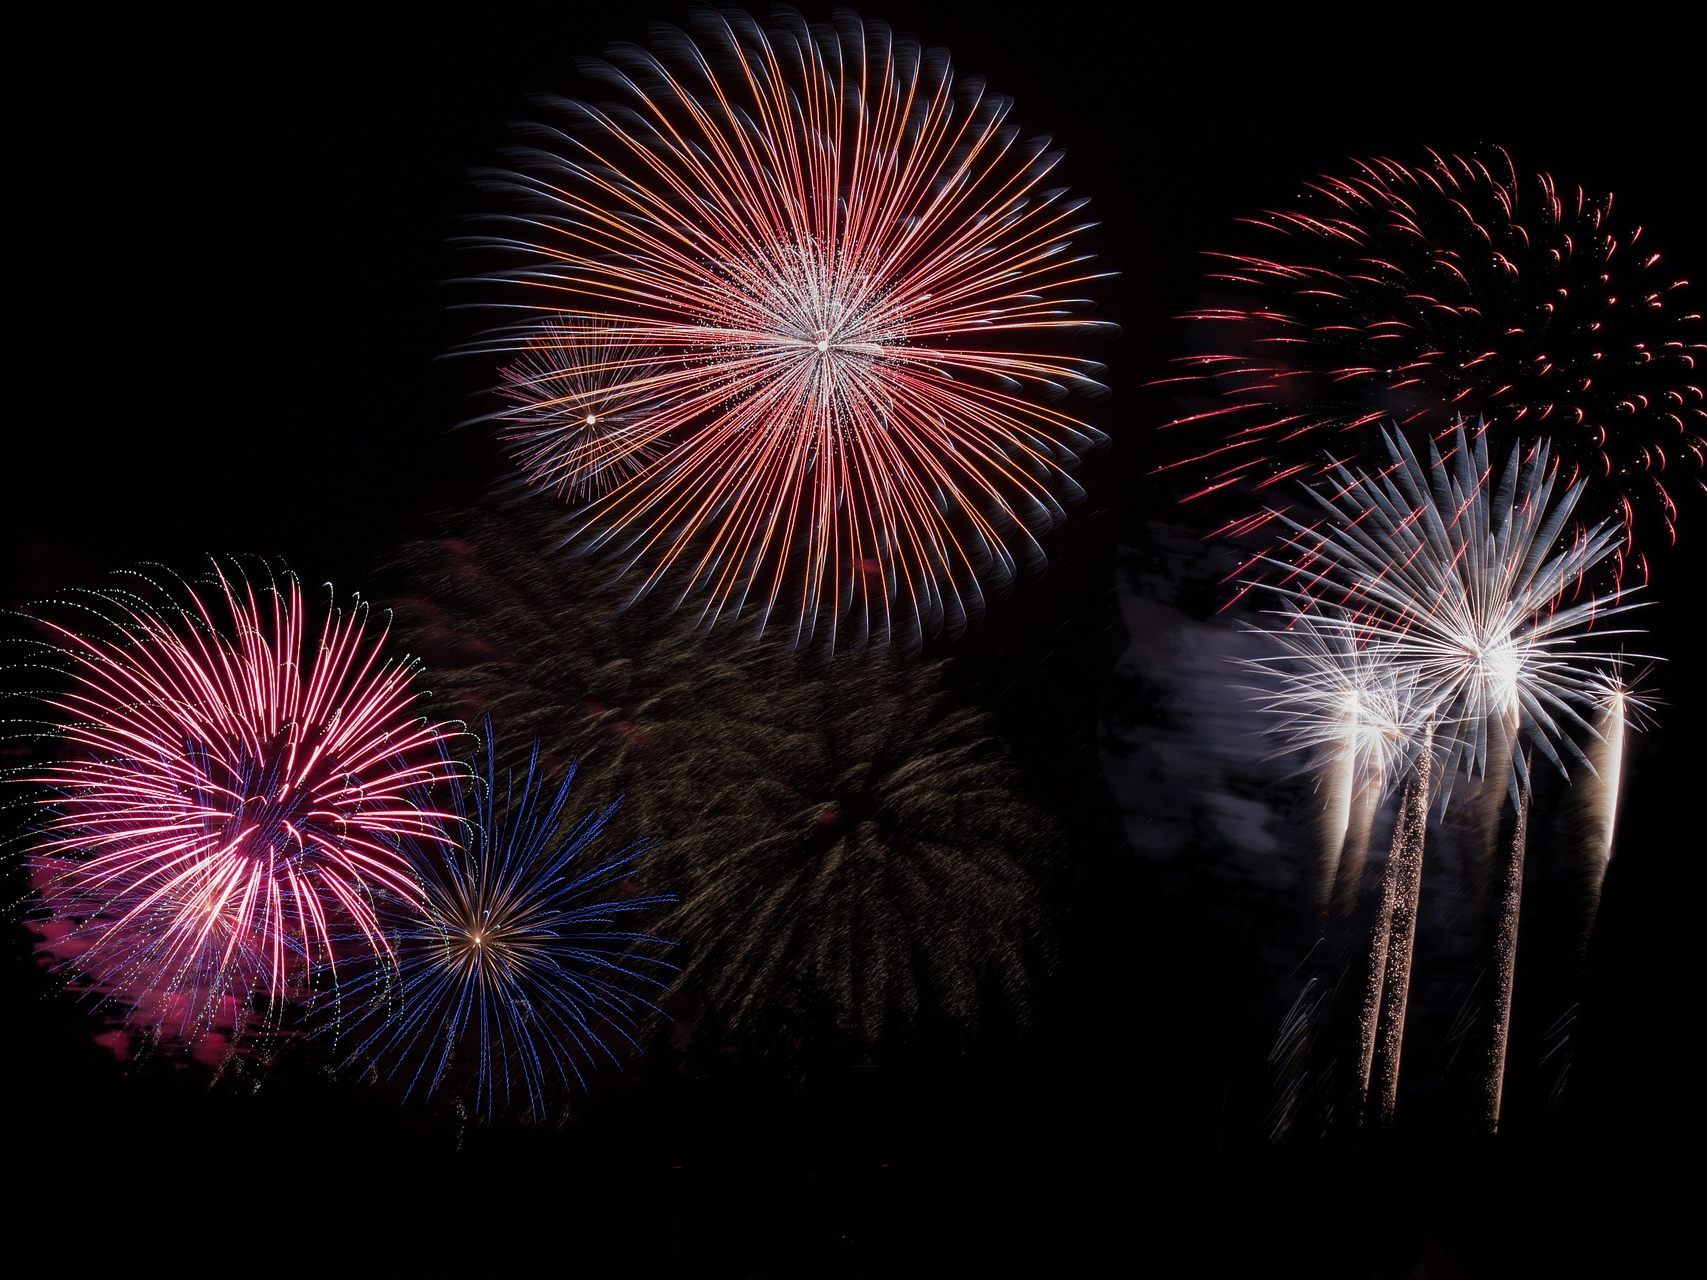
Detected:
left=1589, top=694, right=1627, bottom=876
left=21, top=564, right=462, bottom=1044
left=475, top=9, right=1110, bottom=647
left=1330, top=773, right=1383, bottom=920
left=1318, top=741, right=1357, bottom=910
left=1485, top=775, right=1531, bottom=1133
left=1370, top=735, right=1435, bottom=1123
left=1159, top=146, right=1705, bottom=586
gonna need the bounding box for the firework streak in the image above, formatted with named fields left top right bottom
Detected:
left=1484, top=777, right=1530, bottom=1132
left=1369, top=729, right=1435, bottom=1123
left=476, top=10, right=1109, bottom=645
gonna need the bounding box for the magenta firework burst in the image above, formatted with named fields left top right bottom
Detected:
left=23, top=564, right=463, bottom=1044
left=1160, top=146, right=1704, bottom=580
left=478, top=9, right=1110, bottom=646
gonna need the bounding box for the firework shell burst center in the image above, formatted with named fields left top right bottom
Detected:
left=479, top=8, right=1111, bottom=647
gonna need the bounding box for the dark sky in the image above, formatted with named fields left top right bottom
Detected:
left=6, top=4, right=1703, bottom=1273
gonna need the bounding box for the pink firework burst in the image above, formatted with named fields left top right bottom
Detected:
left=22, top=564, right=463, bottom=1046
left=1158, top=146, right=1704, bottom=585
left=478, top=9, right=1110, bottom=646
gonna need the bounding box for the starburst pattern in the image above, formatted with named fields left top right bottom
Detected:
left=20, top=564, right=462, bottom=1044
left=494, top=317, right=663, bottom=502
left=1264, top=422, right=1642, bottom=792
left=477, top=8, right=1109, bottom=646
left=341, top=722, right=673, bottom=1122
left=1242, top=608, right=1435, bottom=795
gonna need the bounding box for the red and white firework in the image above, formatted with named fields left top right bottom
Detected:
left=478, top=9, right=1109, bottom=646
left=1159, top=146, right=1704, bottom=585
left=23, top=564, right=462, bottom=1045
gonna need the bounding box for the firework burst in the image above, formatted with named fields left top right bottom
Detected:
left=476, top=8, right=1110, bottom=646
left=1257, top=421, right=1644, bottom=1125
left=1267, top=423, right=1643, bottom=794
left=342, top=722, right=673, bottom=1123
left=1241, top=608, right=1435, bottom=912
left=19, top=564, right=462, bottom=1045
left=1161, top=146, right=1704, bottom=581
left=494, top=317, right=664, bottom=502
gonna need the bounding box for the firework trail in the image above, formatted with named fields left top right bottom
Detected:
left=1484, top=769, right=1529, bottom=1132
left=1262, top=421, right=1640, bottom=1122
left=342, top=721, right=673, bottom=1123
left=476, top=9, right=1110, bottom=647
left=1159, top=146, right=1704, bottom=589
left=494, top=317, right=664, bottom=502
left=1567, top=675, right=1656, bottom=940
left=386, top=503, right=1059, bottom=1045
left=18, top=563, right=462, bottom=1046
left=1368, top=728, right=1434, bottom=1124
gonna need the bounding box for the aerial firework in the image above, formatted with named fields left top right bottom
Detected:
left=386, top=504, right=1059, bottom=1044
left=477, top=8, right=1110, bottom=646
left=1262, top=422, right=1642, bottom=1124
left=494, top=317, right=663, bottom=502
left=20, top=564, right=462, bottom=1046
left=626, top=656, right=1059, bottom=1043
left=341, top=723, right=674, bottom=1123
left=1242, top=608, right=1434, bottom=915
left=1160, top=146, right=1704, bottom=584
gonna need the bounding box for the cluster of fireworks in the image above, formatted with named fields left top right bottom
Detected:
left=387, top=503, right=1061, bottom=1046
left=8, top=10, right=1093, bottom=1119
left=9, top=11, right=1695, bottom=1150
left=1179, top=147, right=1700, bottom=1131
left=14, top=566, right=673, bottom=1123
left=2, top=11, right=1099, bottom=1131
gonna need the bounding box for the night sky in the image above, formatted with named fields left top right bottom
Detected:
left=6, top=5, right=1702, bottom=1273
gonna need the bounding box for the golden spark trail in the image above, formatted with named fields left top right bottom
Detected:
left=1370, top=729, right=1435, bottom=1123
left=1355, top=727, right=1432, bottom=1116
left=1484, top=780, right=1530, bottom=1133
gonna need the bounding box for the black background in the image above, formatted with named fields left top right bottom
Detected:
left=6, top=4, right=1702, bottom=1273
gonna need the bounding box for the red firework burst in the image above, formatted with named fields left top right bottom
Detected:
left=22, top=564, right=462, bottom=1045
left=477, top=9, right=1109, bottom=646
left=1158, top=146, right=1704, bottom=584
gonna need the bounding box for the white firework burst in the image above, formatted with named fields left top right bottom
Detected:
left=1264, top=421, right=1644, bottom=798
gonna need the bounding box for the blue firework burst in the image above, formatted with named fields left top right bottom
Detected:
left=345, top=722, right=675, bottom=1122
